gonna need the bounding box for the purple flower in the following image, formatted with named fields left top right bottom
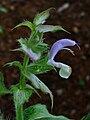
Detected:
left=47, top=39, right=80, bottom=79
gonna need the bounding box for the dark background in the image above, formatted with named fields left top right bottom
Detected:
left=0, top=0, right=90, bottom=120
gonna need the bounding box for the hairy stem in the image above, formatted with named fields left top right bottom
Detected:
left=15, top=31, right=36, bottom=120
left=20, top=55, right=29, bottom=89
left=16, top=104, right=24, bottom=120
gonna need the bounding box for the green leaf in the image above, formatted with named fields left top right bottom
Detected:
left=24, top=104, right=70, bottom=120
left=81, top=114, right=90, bottom=120
left=33, top=8, right=53, bottom=25
left=11, top=84, right=34, bottom=106
left=0, top=72, right=10, bottom=96
left=0, top=7, right=8, bottom=13
left=13, top=21, right=33, bottom=30
left=23, top=73, right=53, bottom=109
left=36, top=25, right=70, bottom=33
left=31, top=43, right=48, bottom=53
left=4, top=61, right=22, bottom=70
left=0, top=115, right=4, bottom=120
left=0, top=26, right=4, bottom=34
left=27, top=56, right=54, bottom=74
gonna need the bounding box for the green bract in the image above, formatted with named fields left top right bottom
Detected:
left=26, top=55, right=54, bottom=74
left=36, top=25, right=70, bottom=33
left=24, top=104, right=70, bottom=120
left=33, top=8, right=53, bottom=26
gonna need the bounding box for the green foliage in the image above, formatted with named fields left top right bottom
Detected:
left=81, top=114, right=90, bottom=120
left=33, top=8, right=53, bottom=26
left=0, top=7, right=8, bottom=34
left=14, top=21, right=34, bottom=30
left=0, top=26, right=4, bottom=34
left=36, top=25, right=70, bottom=33
left=24, top=104, right=70, bottom=120
left=0, top=72, right=10, bottom=96
left=11, top=84, right=34, bottom=106
left=0, top=8, right=81, bottom=120
left=23, top=73, right=53, bottom=109
left=0, top=7, right=8, bottom=13
left=0, top=115, right=4, bottom=120
left=27, top=55, right=54, bottom=74
left=4, top=61, right=22, bottom=69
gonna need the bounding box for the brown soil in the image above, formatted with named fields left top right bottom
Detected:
left=0, top=0, right=90, bottom=120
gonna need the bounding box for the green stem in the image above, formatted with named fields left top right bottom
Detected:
left=16, top=104, right=24, bottom=120
left=15, top=31, right=36, bottom=120
left=19, top=31, right=35, bottom=89
left=20, top=55, right=29, bottom=89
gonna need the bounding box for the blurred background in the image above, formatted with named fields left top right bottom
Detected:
left=0, top=0, right=90, bottom=120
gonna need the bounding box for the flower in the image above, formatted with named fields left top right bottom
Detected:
left=47, top=39, right=80, bottom=79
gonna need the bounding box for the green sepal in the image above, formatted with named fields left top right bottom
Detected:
left=81, top=114, right=90, bottom=120
left=23, top=72, right=53, bottom=109
left=0, top=72, right=10, bottom=96
left=33, top=8, right=54, bottom=26
left=13, top=21, right=34, bottom=30
left=24, top=104, right=70, bottom=120
left=26, top=55, right=54, bottom=74
left=11, top=83, right=34, bottom=106
left=36, top=25, right=70, bottom=33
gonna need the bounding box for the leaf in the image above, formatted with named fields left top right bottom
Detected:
left=33, top=8, right=53, bottom=25
left=36, top=25, right=70, bottom=33
left=11, top=84, right=34, bottom=106
left=4, top=61, right=22, bottom=70
left=27, top=56, right=54, bottom=74
left=31, top=43, right=48, bottom=53
left=0, top=72, right=10, bottom=96
left=13, top=21, right=33, bottom=30
left=23, top=73, right=53, bottom=109
left=0, top=7, right=8, bottom=13
left=24, top=104, right=70, bottom=120
left=0, top=26, right=4, bottom=34
left=0, top=115, right=4, bottom=120
left=81, top=114, right=90, bottom=120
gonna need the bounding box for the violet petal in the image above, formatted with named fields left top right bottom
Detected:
left=47, top=59, right=72, bottom=79
left=50, top=39, right=77, bottom=59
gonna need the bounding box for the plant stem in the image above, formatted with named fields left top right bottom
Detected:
left=16, top=104, right=24, bottom=120
left=19, top=31, right=35, bottom=89
left=20, top=55, right=29, bottom=89
left=15, top=31, right=36, bottom=120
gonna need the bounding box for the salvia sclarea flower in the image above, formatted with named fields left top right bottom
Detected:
left=47, top=39, right=80, bottom=79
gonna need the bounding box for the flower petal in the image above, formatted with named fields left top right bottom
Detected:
left=50, top=39, right=77, bottom=59
left=59, top=63, right=72, bottom=79
left=47, top=59, right=72, bottom=79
